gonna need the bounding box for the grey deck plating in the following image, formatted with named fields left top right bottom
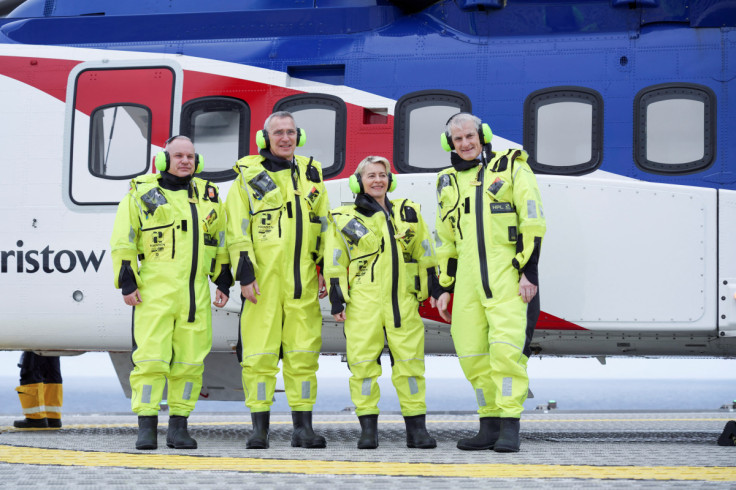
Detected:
left=0, top=411, right=734, bottom=488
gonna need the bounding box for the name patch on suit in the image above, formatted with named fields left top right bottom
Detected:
left=489, top=202, right=514, bottom=214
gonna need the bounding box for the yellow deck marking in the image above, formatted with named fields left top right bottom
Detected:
left=513, top=417, right=735, bottom=423
left=0, top=444, right=733, bottom=481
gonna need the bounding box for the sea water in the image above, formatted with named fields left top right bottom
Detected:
left=0, top=376, right=733, bottom=414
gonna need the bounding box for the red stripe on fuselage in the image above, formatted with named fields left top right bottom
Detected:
left=418, top=300, right=587, bottom=331
left=0, top=56, right=81, bottom=102
left=535, top=311, right=587, bottom=330
left=0, top=54, right=396, bottom=173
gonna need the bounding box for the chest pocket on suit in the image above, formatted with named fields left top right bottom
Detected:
left=305, top=186, right=324, bottom=257
left=397, top=224, right=421, bottom=297
left=437, top=174, right=459, bottom=221
left=395, top=223, right=417, bottom=260
left=438, top=174, right=465, bottom=241
left=138, top=189, right=175, bottom=261
left=339, top=216, right=379, bottom=287
left=201, top=207, right=222, bottom=275
left=340, top=216, right=379, bottom=259
left=485, top=176, right=517, bottom=245
left=244, top=170, right=283, bottom=242
left=247, top=171, right=283, bottom=213
left=397, top=202, right=419, bottom=258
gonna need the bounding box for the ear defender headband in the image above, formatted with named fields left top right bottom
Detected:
left=256, top=127, right=306, bottom=150
left=349, top=170, right=397, bottom=194
left=440, top=114, right=493, bottom=152
left=154, top=136, right=204, bottom=173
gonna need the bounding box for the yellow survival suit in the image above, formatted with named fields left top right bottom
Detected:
left=436, top=148, right=546, bottom=421
left=225, top=153, right=328, bottom=415
left=326, top=194, right=436, bottom=418
left=111, top=173, right=230, bottom=417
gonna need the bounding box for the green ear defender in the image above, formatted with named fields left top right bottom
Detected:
left=349, top=172, right=397, bottom=194
left=348, top=174, right=361, bottom=193
left=440, top=132, right=453, bottom=152
left=154, top=151, right=168, bottom=172
left=480, top=123, right=492, bottom=145
left=255, top=130, right=267, bottom=150
left=440, top=120, right=493, bottom=152
left=256, top=128, right=306, bottom=150
left=154, top=151, right=204, bottom=173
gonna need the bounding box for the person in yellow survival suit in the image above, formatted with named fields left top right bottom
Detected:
left=225, top=111, right=329, bottom=449
left=110, top=135, right=232, bottom=450
left=432, top=113, right=546, bottom=452
left=13, top=352, right=62, bottom=428
left=325, top=156, right=439, bottom=450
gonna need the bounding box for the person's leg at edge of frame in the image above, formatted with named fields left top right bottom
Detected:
left=40, top=355, right=63, bottom=428
left=14, top=352, right=57, bottom=429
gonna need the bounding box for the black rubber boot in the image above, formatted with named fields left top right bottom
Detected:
left=46, top=418, right=62, bottom=428
left=457, top=417, right=501, bottom=450
left=404, top=414, right=437, bottom=449
left=166, top=415, right=197, bottom=449
left=717, top=420, right=736, bottom=446
left=247, top=411, right=270, bottom=449
left=493, top=417, right=521, bottom=452
left=135, top=415, right=158, bottom=450
left=357, top=414, right=379, bottom=449
left=13, top=418, right=48, bottom=429
left=291, top=411, right=327, bottom=448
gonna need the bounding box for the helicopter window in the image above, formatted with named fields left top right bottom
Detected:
left=67, top=64, right=178, bottom=208
left=393, top=90, right=472, bottom=173
left=89, top=104, right=151, bottom=179
left=180, top=97, right=250, bottom=182
left=274, top=94, right=346, bottom=179
left=524, top=86, right=603, bottom=175
left=634, top=83, right=716, bottom=175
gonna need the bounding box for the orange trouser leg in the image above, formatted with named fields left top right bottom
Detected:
left=15, top=383, right=45, bottom=420
left=42, top=383, right=63, bottom=420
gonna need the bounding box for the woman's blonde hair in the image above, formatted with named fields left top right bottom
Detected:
left=355, top=155, right=391, bottom=177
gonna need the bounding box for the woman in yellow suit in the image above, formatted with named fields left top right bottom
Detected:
left=325, top=156, right=438, bottom=449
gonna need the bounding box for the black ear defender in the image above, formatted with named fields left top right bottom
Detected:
left=154, top=135, right=203, bottom=173
left=440, top=113, right=493, bottom=152
left=256, top=128, right=306, bottom=150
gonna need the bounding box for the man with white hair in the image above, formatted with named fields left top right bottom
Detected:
left=433, top=113, right=546, bottom=452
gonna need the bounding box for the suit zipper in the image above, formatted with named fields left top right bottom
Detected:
left=385, top=211, right=402, bottom=327
left=188, top=201, right=199, bottom=322
left=475, top=166, right=493, bottom=299
left=291, top=167, right=303, bottom=299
